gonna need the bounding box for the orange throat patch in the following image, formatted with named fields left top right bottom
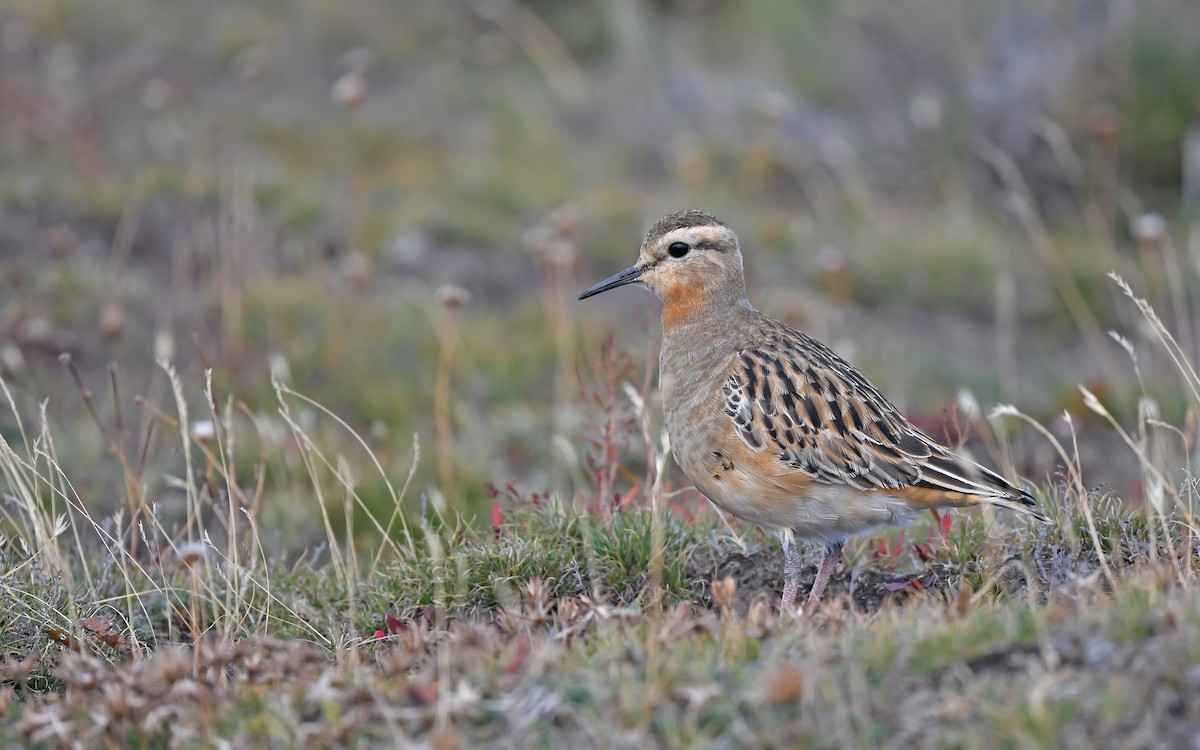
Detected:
left=661, top=281, right=711, bottom=328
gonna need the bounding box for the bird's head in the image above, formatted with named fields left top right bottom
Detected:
left=578, top=210, right=747, bottom=324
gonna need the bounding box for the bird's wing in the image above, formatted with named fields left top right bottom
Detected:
left=723, top=331, right=1044, bottom=519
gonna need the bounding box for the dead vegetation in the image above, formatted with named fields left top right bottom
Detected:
left=2, top=274, right=1199, bottom=746
left=3, top=1, right=1200, bottom=747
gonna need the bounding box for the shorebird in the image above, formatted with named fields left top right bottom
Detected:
left=579, top=210, right=1048, bottom=611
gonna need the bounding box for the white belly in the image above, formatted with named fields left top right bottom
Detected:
left=691, top=459, right=923, bottom=544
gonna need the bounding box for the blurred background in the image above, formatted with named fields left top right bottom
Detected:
left=2, top=0, right=1198, bottom=546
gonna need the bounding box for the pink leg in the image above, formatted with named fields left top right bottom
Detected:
left=805, top=541, right=844, bottom=607
left=778, top=530, right=803, bottom=611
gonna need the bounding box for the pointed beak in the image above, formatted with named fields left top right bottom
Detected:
left=578, top=265, right=643, bottom=300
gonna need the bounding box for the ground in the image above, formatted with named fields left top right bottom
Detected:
left=2, top=0, right=1200, bottom=747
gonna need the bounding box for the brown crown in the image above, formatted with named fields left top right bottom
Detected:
left=642, top=210, right=726, bottom=247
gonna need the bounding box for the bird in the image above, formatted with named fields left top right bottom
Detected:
left=578, top=209, right=1048, bottom=611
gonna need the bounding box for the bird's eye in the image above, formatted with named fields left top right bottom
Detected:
left=668, top=241, right=690, bottom=258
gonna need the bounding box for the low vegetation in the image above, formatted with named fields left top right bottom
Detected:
left=3, top=0, right=1200, bottom=747
left=3, top=263, right=1199, bottom=746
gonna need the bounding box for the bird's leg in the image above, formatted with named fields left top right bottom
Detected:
left=778, top=529, right=803, bottom=612
left=805, top=541, right=845, bottom=607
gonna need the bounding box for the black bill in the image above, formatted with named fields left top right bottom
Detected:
left=578, top=265, right=643, bottom=300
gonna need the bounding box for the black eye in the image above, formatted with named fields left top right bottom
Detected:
left=668, top=241, right=690, bottom=258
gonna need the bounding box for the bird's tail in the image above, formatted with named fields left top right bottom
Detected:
left=983, top=488, right=1050, bottom=524
left=901, top=446, right=1050, bottom=524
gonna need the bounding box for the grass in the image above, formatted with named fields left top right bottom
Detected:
left=2, top=256, right=1199, bottom=746
left=2, top=480, right=1198, bottom=747
left=4, top=0, right=1198, bottom=522
left=3, top=0, right=1200, bottom=746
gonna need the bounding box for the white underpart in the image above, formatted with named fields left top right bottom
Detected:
left=710, top=469, right=924, bottom=544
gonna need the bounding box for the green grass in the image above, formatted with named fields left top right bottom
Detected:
left=3, top=322, right=1199, bottom=747
left=4, top=0, right=1199, bottom=527
left=3, top=505, right=1198, bottom=747
left=4, top=0, right=1200, bottom=746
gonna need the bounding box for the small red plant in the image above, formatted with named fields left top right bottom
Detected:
left=491, top=500, right=504, bottom=538
left=385, top=614, right=407, bottom=634
left=79, top=616, right=131, bottom=654
left=577, top=338, right=640, bottom=514
left=885, top=571, right=939, bottom=593
left=872, top=531, right=907, bottom=566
